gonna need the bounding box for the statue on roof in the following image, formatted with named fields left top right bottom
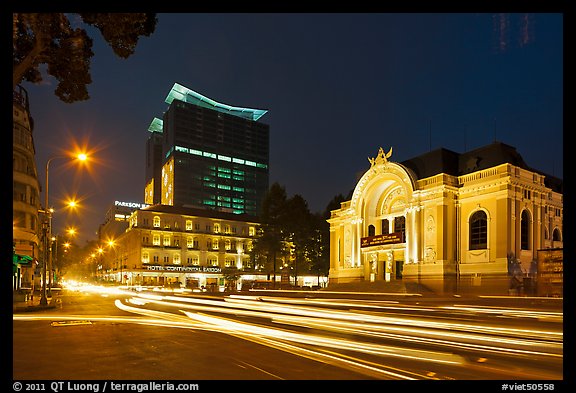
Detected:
left=368, top=146, right=393, bottom=167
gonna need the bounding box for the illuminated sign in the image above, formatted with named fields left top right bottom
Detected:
left=115, top=200, right=149, bottom=209
left=145, top=265, right=222, bottom=273
left=361, top=232, right=403, bottom=248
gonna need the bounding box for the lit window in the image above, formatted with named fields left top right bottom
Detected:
left=153, top=216, right=160, bottom=228
left=153, top=235, right=160, bottom=246
left=186, top=220, right=193, bottom=231
left=469, top=211, right=487, bottom=250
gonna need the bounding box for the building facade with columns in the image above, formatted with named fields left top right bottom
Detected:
left=328, top=142, right=563, bottom=292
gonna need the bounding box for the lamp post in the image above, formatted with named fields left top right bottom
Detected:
left=40, top=221, right=49, bottom=305
left=44, top=153, right=87, bottom=296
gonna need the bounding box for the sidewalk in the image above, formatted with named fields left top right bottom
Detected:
left=13, top=290, right=59, bottom=312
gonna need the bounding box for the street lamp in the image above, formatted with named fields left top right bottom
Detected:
left=43, top=153, right=87, bottom=297
left=40, top=221, right=49, bottom=306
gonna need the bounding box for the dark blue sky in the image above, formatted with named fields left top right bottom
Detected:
left=26, top=13, right=563, bottom=245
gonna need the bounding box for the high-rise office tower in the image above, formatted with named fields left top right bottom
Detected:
left=145, top=83, right=270, bottom=216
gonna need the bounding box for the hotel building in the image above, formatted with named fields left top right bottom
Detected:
left=144, top=83, right=270, bottom=217
left=99, top=204, right=262, bottom=290
left=328, top=142, right=563, bottom=293
left=107, top=84, right=272, bottom=289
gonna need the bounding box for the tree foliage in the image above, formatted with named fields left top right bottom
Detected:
left=13, top=13, right=157, bottom=103
left=253, top=184, right=355, bottom=287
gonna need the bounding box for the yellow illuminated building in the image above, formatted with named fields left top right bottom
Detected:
left=100, top=204, right=263, bottom=290
left=328, top=142, right=563, bottom=293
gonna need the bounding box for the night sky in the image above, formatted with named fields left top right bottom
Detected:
left=24, top=13, right=563, bottom=246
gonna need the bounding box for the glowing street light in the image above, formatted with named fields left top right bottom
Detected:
left=40, top=151, right=89, bottom=306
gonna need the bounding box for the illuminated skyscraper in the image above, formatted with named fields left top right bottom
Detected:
left=145, top=83, right=270, bottom=216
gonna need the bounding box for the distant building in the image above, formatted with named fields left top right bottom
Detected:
left=98, top=200, right=150, bottom=242
left=12, top=85, right=41, bottom=290
left=328, top=142, right=563, bottom=294
left=144, top=83, right=270, bottom=217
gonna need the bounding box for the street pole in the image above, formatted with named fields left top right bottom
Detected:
left=45, top=157, right=55, bottom=297
left=40, top=221, right=49, bottom=306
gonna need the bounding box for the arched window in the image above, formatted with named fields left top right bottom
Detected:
left=521, top=210, right=530, bottom=250
left=381, top=219, right=389, bottom=235
left=368, top=225, right=375, bottom=236
left=552, top=228, right=561, bottom=242
left=394, top=216, right=405, bottom=242
left=469, top=211, right=487, bottom=250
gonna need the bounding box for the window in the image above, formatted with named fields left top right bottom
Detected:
left=394, top=216, right=406, bottom=242
left=153, top=235, right=160, bottom=246
left=381, top=219, right=389, bottom=235
left=368, top=225, right=375, bottom=237
left=521, top=210, right=530, bottom=250
left=214, top=223, right=220, bottom=233
left=153, top=255, right=159, bottom=263
left=163, top=256, right=170, bottom=264
left=186, top=220, right=193, bottom=231
left=552, top=228, right=561, bottom=242
left=142, top=252, right=149, bottom=264
left=208, top=257, right=218, bottom=266
left=187, top=237, right=193, bottom=248
left=225, top=239, right=231, bottom=250
left=249, top=227, right=255, bottom=236
left=195, top=223, right=200, bottom=231
left=173, top=254, right=181, bottom=264
left=153, top=216, right=160, bottom=228
left=469, top=211, right=487, bottom=250
left=225, top=259, right=234, bottom=267
left=163, top=236, right=171, bottom=247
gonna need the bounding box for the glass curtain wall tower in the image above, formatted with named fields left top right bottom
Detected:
left=145, top=83, right=270, bottom=217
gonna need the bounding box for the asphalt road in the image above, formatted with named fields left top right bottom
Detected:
left=13, top=289, right=373, bottom=380
left=13, top=286, right=564, bottom=385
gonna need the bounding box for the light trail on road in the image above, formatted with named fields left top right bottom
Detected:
left=14, top=284, right=563, bottom=380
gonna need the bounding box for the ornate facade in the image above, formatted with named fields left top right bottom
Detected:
left=328, top=143, right=563, bottom=291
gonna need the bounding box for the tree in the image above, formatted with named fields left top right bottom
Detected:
left=254, top=182, right=289, bottom=288
left=13, top=13, right=157, bottom=103
left=284, top=194, right=314, bottom=287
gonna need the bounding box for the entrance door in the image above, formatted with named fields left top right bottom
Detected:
left=395, top=261, right=403, bottom=279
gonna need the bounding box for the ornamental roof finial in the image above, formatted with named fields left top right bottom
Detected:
left=368, top=146, right=393, bottom=167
